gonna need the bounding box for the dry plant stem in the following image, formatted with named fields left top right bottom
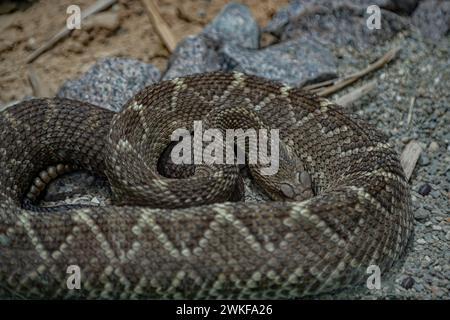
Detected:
left=303, top=47, right=400, bottom=97
left=27, top=65, right=52, bottom=97
left=406, top=97, right=416, bottom=127
left=26, top=0, right=117, bottom=63
left=141, top=0, right=177, bottom=52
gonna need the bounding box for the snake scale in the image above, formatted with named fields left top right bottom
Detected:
left=0, top=72, right=413, bottom=299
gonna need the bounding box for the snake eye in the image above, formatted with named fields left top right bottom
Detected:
left=280, top=183, right=295, bottom=199
left=299, top=171, right=312, bottom=187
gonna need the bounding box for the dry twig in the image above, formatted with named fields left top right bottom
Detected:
left=304, top=47, right=400, bottom=97
left=26, top=0, right=117, bottom=63
left=141, top=0, right=177, bottom=52
left=27, top=65, right=52, bottom=97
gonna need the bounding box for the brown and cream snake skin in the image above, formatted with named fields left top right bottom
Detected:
left=0, top=72, right=413, bottom=299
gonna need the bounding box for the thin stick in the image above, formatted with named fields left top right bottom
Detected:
left=406, top=96, right=415, bottom=126
left=26, top=0, right=117, bottom=63
left=303, top=47, right=400, bottom=96
left=141, top=0, right=177, bottom=52
left=335, top=80, right=377, bottom=107
left=27, top=65, right=52, bottom=97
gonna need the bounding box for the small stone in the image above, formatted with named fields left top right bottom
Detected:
left=401, top=276, right=415, bottom=290
left=428, top=141, right=439, bottom=152
left=419, top=154, right=430, bottom=166
left=445, top=231, right=450, bottom=241
left=418, top=183, right=432, bottom=196
left=91, top=197, right=100, bottom=204
left=431, top=225, right=442, bottom=231
left=414, top=208, right=429, bottom=221
left=416, top=238, right=426, bottom=244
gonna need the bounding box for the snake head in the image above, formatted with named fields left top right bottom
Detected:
left=280, top=170, right=313, bottom=201
left=274, top=143, right=313, bottom=201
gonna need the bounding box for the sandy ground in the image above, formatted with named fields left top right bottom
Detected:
left=0, top=0, right=287, bottom=105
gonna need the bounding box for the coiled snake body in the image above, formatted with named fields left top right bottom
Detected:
left=0, top=72, right=412, bottom=298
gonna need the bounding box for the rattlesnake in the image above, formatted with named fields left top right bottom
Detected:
left=0, top=72, right=412, bottom=299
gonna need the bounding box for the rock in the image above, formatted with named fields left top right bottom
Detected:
left=401, top=276, right=415, bottom=289
left=419, top=154, right=430, bottom=166
left=264, top=0, right=419, bottom=38
left=428, top=141, right=439, bottom=152
left=412, top=0, right=450, bottom=42
left=222, top=37, right=337, bottom=87
left=278, top=3, right=410, bottom=51
left=202, top=3, right=259, bottom=49
left=418, top=183, right=432, bottom=196
left=57, top=57, right=161, bottom=112
left=414, top=207, right=430, bottom=221
left=162, top=35, right=224, bottom=80
left=416, top=238, right=427, bottom=244
left=446, top=231, right=450, bottom=241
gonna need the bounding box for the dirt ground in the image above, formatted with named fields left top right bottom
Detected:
left=0, top=0, right=288, bottom=105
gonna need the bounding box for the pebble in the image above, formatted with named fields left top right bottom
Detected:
left=401, top=276, right=415, bottom=290
left=222, top=37, right=337, bottom=87
left=417, top=238, right=427, bottom=245
left=428, top=141, right=439, bottom=152
left=418, top=183, right=432, bottom=196
left=414, top=208, right=429, bottom=221
left=419, top=154, right=430, bottom=166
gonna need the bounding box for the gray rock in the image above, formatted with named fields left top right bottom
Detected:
left=401, top=276, right=415, bottom=289
left=412, top=0, right=450, bottom=42
left=265, top=0, right=419, bottom=37
left=418, top=183, right=432, bottom=196
left=222, top=37, right=337, bottom=87
left=163, top=35, right=224, bottom=80
left=419, top=154, right=430, bottom=166
left=202, top=3, right=259, bottom=49
left=279, top=3, right=410, bottom=51
left=57, top=57, right=161, bottom=112
left=414, top=208, right=430, bottom=221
